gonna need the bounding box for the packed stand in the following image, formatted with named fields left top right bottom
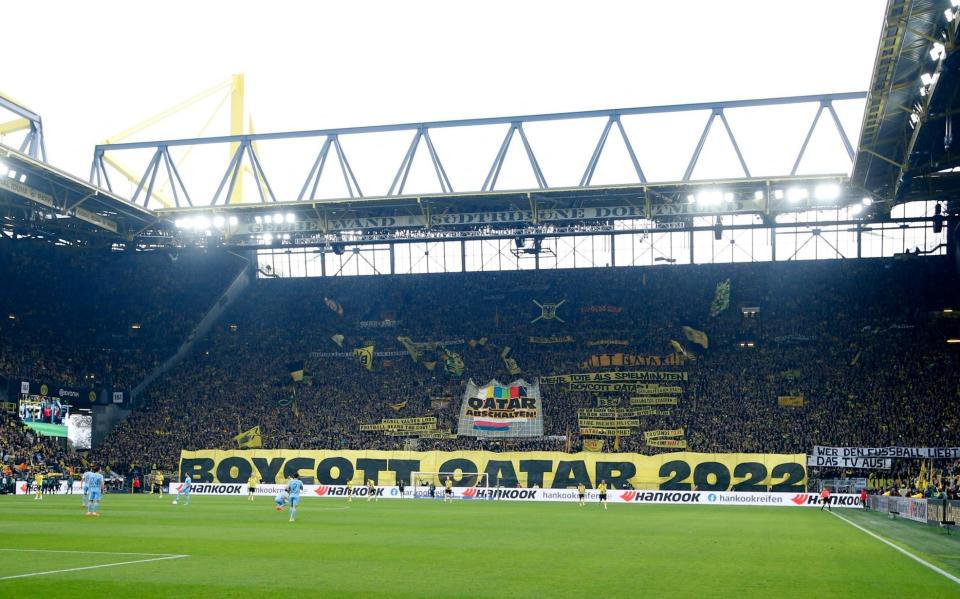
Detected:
left=93, top=255, right=960, bottom=473
left=0, top=241, right=246, bottom=389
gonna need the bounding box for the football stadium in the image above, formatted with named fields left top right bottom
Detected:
left=2, top=1, right=960, bottom=597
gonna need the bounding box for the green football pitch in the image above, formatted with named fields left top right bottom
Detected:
left=1, top=494, right=959, bottom=598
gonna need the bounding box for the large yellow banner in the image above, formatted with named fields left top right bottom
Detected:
left=179, top=449, right=807, bottom=491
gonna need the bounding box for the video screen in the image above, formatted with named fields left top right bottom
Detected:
left=19, top=397, right=70, bottom=426
left=18, top=396, right=91, bottom=447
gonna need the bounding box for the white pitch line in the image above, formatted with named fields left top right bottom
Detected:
left=0, top=554, right=188, bottom=581
left=830, top=511, right=960, bottom=585
left=0, top=548, right=178, bottom=557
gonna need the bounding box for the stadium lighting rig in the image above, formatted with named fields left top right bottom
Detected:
left=680, top=185, right=850, bottom=209
left=251, top=213, right=297, bottom=225
left=0, top=163, right=28, bottom=183
left=176, top=213, right=262, bottom=230
left=786, top=188, right=809, bottom=202
left=930, top=42, right=946, bottom=61
left=151, top=177, right=887, bottom=251
left=813, top=184, right=840, bottom=201
left=946, top=0, right=960, bottom=23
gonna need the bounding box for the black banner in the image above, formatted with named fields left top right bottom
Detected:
left=12, top=379, right=98, bottom=409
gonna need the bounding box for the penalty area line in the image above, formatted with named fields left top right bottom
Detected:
left=0, top=554, right=189, bottom=581
left=829, top=511, right=960, bottom=585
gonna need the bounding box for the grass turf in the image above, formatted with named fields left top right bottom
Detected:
left=1, top=494, right=958, bottom=598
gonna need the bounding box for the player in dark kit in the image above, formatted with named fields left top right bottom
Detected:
left=398, top=479, right=405, bottom=498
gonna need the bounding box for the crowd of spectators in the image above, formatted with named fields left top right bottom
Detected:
left=0, top=241, right=245, bottom=482
left=2, top=236, right=958, bottom=492
left=86, top=254, right=960, bottom=480
left=0, top=410, right=76, bottom=488
left=0, top=241, right=245, bottom=389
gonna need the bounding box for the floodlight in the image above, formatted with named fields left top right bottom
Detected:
left=285, top=213, right=296, bottom=223
left=255, top=216, right=263, bottom=224
left=263, top=233, right=273, bottom=243
left=754, top=190, right=764, bottom=200
left=861, top=197, right=873, bottom=206
left=228, top=216, right=239, bottom=226
left=273, top=213, right=283, bottom=224
left=849, top=204, right=863, bottom=216
left=723, top=192, right=734, bottom=202
left=697, top=190, right=722, bottom=206
left=263, top=214, right=272, bottom=224
left=18, top=174, right=26, bottom=183
left=931, top=42, right=945, bottom=61
left=813, top=184, right=839, bottom=201
left=773, top=189, right=784, bottom=200
left=786, top=188, right=808, bottom=202
left=282, top=233, right=291, bottom=241
left=213, top=215, right=225, bottom=228
left=195, top=216, right=211, bottom=230
left=686, top=194, right=696, bottom=204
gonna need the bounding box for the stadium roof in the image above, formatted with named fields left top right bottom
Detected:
left=0, top=144, right=157, bottom=243
left=852, top=0, right=960, bottom=203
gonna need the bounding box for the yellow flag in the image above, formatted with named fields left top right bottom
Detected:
left=777, top=395, right=805, bottom=407
left=669, top=340, right=688, bottom=357
left=234, top=426, right=262, bottom=449
left=396, top=336, right=421, bottom=362
left=583, top=439, right=605, bottom=452
left=354, top=345, right=374, bottom=371
left=682, top=326, right=709, bottom=349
